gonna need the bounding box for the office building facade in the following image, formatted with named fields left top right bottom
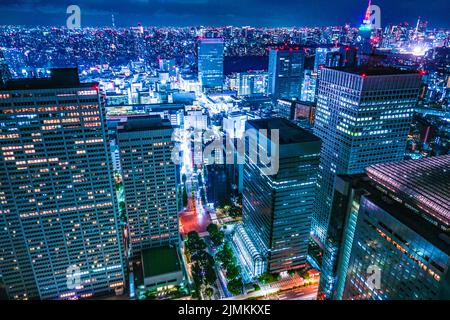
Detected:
left=311, top=67, right=422, bottom=245
left=238, top=118, right=321, bottom=275
left=238, top=71, right=268, bottom=96
left=0, top=69, right=125, bottom=300
left=343, top=156, right=450, bottom=300
left=268, top=50, right=305, bottom=99
left=198, top=38, right=224, bottom=92
left=117, top=116, right=179, bottom=256
left=317, top=174, right=367, bottom=300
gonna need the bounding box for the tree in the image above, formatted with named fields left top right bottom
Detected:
left=204, top=286, right=214, bottom=299
left=225, top=263, right=241, bottom=280
left=186, top=231, right=206, bottom=254
left=191, top=263, right=202, bottom=288
left=229, top=205, right=242, bottom=218
left=182, top=174, right=187, bottom=183
left=227, top=278, right=243, bottom=296
left=204, top=266, right=217, bottom=285
left=192, top=250, right=214, bottom=268
left=217, top=242, right=233, bottom=267
left=207, top=223, right=224, bottom=246
left=207, top=223, right=219, bottom=235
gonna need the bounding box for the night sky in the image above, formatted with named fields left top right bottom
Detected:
left=0, top=0, right=448, bottom=28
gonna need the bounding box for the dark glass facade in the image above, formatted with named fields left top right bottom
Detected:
left=268, top=50, right=305, bottom=99
left=339, top=156, right=450, bottom=300
left=242, top=118, right=321, bottom=273
left=343, top=194, right=450, bottom=299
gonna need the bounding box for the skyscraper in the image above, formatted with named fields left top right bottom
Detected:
left=237, top=71, right=268, bottom=96
left=357, top=0, right=375, bottom=60
left=311, top=66, right=422, bottom=245
left=268, top=49, right=305, bottom=99
left=236, top=118, right=321, bottom=275
left=0, top=69, right=125, bottom=300
left=117, top=116, right=179, bottom=256
left=325, top=47, right=358, bottom=68
left=317, top=173, right=368, bottom=300
left=342, top=156, right=450, bottom=300
left=314, top=48, right=329, bottom=72
left=198, top=38, right=224, bottom=92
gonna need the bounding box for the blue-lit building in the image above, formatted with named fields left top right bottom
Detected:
left=198, top=38, right=224, bottom=92
left=317, top=174, right=368, bottom=299
left=314, top=48, right=329, bottom=72
left=268, top=50, right=305, bottom=99
left=159, top=58, right=177, bottom=77
left=342, top=156, right=450, bottom=300
left=237, top=71, right=268, bottom=96
left=236, top=118, right=321, bottom=276
left=0, top=69, right=125, bottom=300
left=325, top=47, right=358, bottom=68
left=311, top=66, right=422, bottom=246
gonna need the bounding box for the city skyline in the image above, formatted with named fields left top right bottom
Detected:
left=0, top=0, right=449, bottom=28
left=1, top=0, right=449, bottom=304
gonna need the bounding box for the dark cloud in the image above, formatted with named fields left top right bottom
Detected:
left=0, top=0, right=448, bottom=28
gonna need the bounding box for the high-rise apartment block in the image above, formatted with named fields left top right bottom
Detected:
left=0, top=69, right=125, bottom=300
left=117, top=116, right=179, bottom=256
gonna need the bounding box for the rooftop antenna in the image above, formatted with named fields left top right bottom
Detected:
left=363, top=0, right=372, bottom=26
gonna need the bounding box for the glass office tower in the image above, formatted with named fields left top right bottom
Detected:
left=238, top=71, right=268, bottom=97
left=240, top=118, right=321, bottom=274
left=311, top=66, right=422, bottom=245
left=268, top=49, right=305, bottom=99
left=117, top=116, right=179, bottom=256
left=198, top=38, right=224, bottom=92
left=343, top=156, right=450, bottom=300
left=0, top=69, right=125, bottom=300
left=318, top=174, right=368, bottom=300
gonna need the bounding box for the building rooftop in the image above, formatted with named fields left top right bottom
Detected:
left=198, top=37, right=224, bottom=44
left=141, top=246, right=181, bottom=278
left=366, top=155, right=450, bottom=228
left=246, top=118, right=320, bottom=145
left=1, top=68, right=96, bottom=90
left=328, top=65, right=421, bottom=76
left=117, top=115, right=172, bottom=133
left=364, top=182, right=450, bottom=256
